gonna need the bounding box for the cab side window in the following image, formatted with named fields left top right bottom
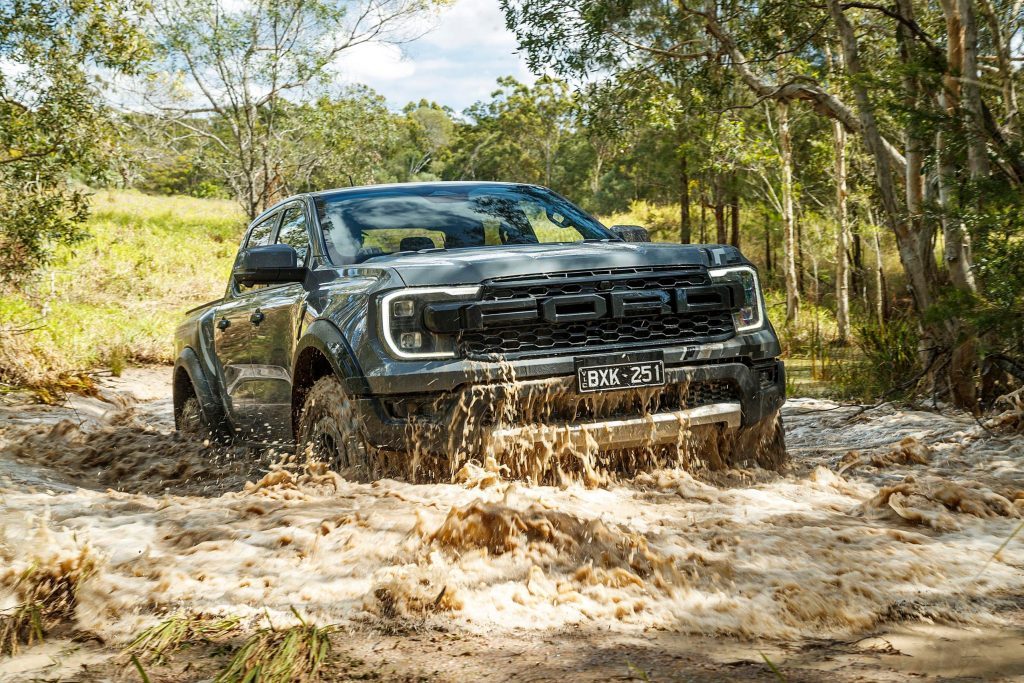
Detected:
left=276, top=206, right=311, bottom=268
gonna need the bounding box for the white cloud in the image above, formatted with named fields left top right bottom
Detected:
left=420, top=0, right=519, bottom=51
left=330, top=0, right=533, bottom=111
left=334, top=42, right=417, bottom=84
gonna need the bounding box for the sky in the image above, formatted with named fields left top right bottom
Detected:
left=334, top=0, right=534, bottom=113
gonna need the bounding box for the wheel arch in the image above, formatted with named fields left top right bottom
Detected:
left=173, top=346, right=227, bottom=433
left=291, top=319, right=367, bottom=436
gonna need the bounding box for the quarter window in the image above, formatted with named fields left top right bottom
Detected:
left=247, top=214, right=277, bottom=248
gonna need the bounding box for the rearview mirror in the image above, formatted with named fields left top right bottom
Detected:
left=233, top=244, right=306, bottom=287
left=610, top=225, right=651, bottom=243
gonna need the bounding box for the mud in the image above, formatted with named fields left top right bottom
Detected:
left=1, top=368, right=1023, bottom=681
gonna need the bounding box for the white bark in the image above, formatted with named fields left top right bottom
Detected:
left=777, top=101, right=800, bottom=325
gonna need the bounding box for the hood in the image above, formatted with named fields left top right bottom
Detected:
left=371, top=242, right=746, bottom=287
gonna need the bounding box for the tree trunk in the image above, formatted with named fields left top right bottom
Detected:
left=679, top=155, right=691, bottom=243
left=830, top=0, right=938, bottom=315
left=797, top=210, right=805, bottom=295
left=833, top=118, right=851, bottom=343
left=729, top=189, right=740, bottom=248
left=977, top=0, right=1019, bottom=136
left=777, top=100, right=800, bottom=324
left=714, top=195, right=727, bottom=244
left=827, top=40, right=851, bottom=343
left=764, top=209, right=772, bottom=275
left=895, top=0, right=938, bottom=306
left=874, top=227, right=886, bottom=327
left=958, top=0, right=991, bottom=180
left=699, top=183, right=707, bottom=242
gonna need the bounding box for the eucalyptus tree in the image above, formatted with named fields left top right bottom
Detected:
left=447, top=76, right=576, bottom=190
left=0, top=0, right=146, bottom=285
left=501, top=0, right=1024, bottom=406
left=144, top=0, right=438, bottom=218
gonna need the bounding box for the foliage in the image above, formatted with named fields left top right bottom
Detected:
left=0, top=0, right=147, bottom=285
left=829, top=319, right=921, bottom=401
left=142, top=0, right=437, bottom=218
left=0, top=191, right=243, bottom=386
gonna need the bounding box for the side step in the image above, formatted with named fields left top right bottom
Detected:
left=488, top=402, right=742, bottom=453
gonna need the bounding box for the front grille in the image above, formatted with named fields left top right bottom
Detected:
left=460, top=311, right=735, bottom=357
left=460, top=267, right=735, bottom=358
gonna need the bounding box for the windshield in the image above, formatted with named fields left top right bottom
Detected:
left=313, top=185, right=613, bottom=264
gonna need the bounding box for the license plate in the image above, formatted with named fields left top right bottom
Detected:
left=576, top=359, right=666, bottom=393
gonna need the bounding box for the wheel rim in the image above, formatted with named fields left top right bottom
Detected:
left=309, top=415, right=353, bottom=472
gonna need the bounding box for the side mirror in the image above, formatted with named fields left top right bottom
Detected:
left=233, top=244, right=306, bottom=287
left=610, top=225, right=651, bottom=243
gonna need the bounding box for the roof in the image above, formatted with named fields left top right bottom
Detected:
left=309, top=180, right=536, bottom=199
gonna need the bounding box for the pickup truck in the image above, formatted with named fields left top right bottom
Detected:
left=173, top=182, right=786, bottom=481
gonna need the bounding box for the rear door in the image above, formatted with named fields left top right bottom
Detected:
left=247, top=202, right=314, bottom=442
left=211, top=212, right=279, bottom=434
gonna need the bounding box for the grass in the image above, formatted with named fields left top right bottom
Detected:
left=0, top=551, right=98, bottom=656
left=124, top=614, right=242, bottom=665
left=215, top=610, right=334, bottom=683
left=0, top=189, right=244, bottom=387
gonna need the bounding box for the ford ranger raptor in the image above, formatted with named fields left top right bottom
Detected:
left=173, top=182, right=786, bottom=480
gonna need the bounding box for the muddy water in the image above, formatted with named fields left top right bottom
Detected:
left=1, top=368, right=1023, bottom=680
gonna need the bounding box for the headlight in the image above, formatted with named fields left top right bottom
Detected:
left=380, top=286, right=480, bottom=359
left=709, top=266, right=764, bottom=332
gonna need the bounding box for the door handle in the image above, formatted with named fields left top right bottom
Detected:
left=217, top=318, right=231, bottom=331
left=250, top=309, right=265, bottom=326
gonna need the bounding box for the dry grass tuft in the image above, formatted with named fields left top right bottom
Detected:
left=124, top=614, right=242, bottom=664
left=0, top=550, right=97, bottom=656
left=214, top=609, right=334, bottom=683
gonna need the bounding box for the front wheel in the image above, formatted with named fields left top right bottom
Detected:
left=295, top=375, right=374, bottom=482
left=175, top=389, right=229, bottom=442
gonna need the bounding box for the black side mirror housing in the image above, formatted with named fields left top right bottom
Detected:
left=233, top=244, right=306, bottom=287
left=610, top=225, right=651, bottom=243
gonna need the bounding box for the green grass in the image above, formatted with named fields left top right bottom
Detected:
left=0, top=190, right=244, bottom=385
left=215, top=611, right=334, bottom=683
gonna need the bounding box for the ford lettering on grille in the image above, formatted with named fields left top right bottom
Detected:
left=424, top=283, right=742, bottom=332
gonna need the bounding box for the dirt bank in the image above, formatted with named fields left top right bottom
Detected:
left=1, top=367, right=1023, bottom=681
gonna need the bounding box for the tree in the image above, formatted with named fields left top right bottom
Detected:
left=287, top=88, right=401, bottom=192
left=144, top=0, right=436, bottom=218
left=399, top=101, right=456, bottom=180
left=0, top=0, right=146, bottom=285
left=500, top=0, right=1024, bottom=407
left=447, top=76, right=575, bottom=190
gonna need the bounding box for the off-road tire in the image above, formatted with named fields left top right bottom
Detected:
left=175, top=391, right=229, bottom=442
left=296, top=375, right=374, bottom=482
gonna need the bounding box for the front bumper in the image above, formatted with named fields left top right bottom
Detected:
left=352, top=355, right=786, bottom=455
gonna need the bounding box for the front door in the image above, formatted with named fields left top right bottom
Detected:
left=249, top=282, right=307, bottom=443
left=211, top=210, right=281, bottom=436
left=211, top=295, right=262, bottom=435
left=247, top=203, right=313, bottom=444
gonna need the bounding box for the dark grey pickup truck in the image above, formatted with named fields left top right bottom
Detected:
left=173, top=182, right=786, bottom=480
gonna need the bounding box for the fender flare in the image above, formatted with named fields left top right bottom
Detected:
left=173, top=346, right=227, bottom=430
left=293, top=319, right=369, bottom=395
